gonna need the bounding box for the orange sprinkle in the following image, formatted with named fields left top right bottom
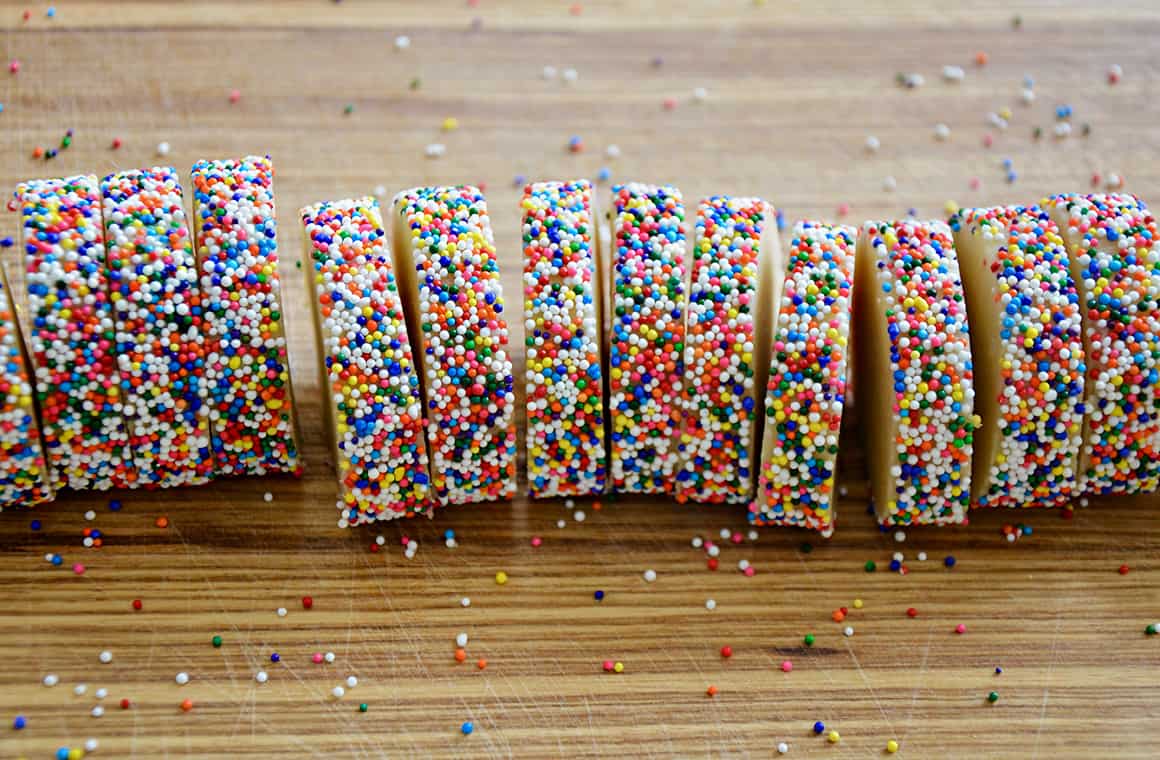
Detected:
left=155, top=516, right=169, bottom=529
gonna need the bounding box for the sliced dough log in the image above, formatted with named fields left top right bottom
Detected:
left=951, top=206, right=1085, bottom=508
left=676, top=196, right=780, bottom=504
left=752, top=221, right=855, bottom=532
left=853, top=220, right=977, bottom=526
left=1044, top=193, right=1160, bottom=495
left=521, top=180, right=607, bottom=498
left=606, top=183, right=687, bottom=494
left=191, top=156, right=301, bottom=477
left=301, top=198, right=431, bottom=526
left=392, top=186, right=517, bottom=505
left=16, top=174, right=136, bottom=490
left=0, top=266, right=53, bottom=508
left=101, top=167, right=214, bottom=488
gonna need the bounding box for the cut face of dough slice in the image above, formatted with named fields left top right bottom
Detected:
left=853, top=220, right=976, bottom=526
left=392, top=186, right=517, bottom=505
left=1044, top=193, right=1160, bottom=495
left=192, top=156, right=301, bottom=478
left=951, top=205, right=1085, bottom=508
left=606, top=183, right=687, bottom=494
left=752, top=221, right=855, bottom=532
left=522, top=180, right=607, bottom=498
left=101, top=166, right=213, bottom=489
left=676, top=196, right=781, bottom=504
left=16, top=174, right=135, bottom=491
left=300, top=198, right=431, bottom=526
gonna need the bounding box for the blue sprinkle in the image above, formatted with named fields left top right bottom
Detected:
left=30, top=520, right=41, bottom=531
left=13, top=715, right=26, bottom=729
left=109, top=499, right=122, bottom=512
left=270, top=653, right=280, bottom=663
left=46, top=7, right=56, bottom=18
left=944, top=555, right=956, bottom=568
left=0, top=236, right=12, bottom=248
left=813, top=721, right=825, bottom=734
left=461, top=721, right=474, bottom=735
left=593, top=590, right=604, bottom=602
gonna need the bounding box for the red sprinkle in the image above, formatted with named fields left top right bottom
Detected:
left=111, top=137, right=122, bottom=150
left=706, top=685, right=718, bottom=697
left=707, top=558, right=719, bottom=571
left=906, top=607, right=918, bottom=618
left=120, top=698, right=131, bottom=710
left=302, top=596, right=314, bottom=609
left=132, top=599, right=142, bottom=611
left=1118, top=564, right=1129, bottom=575
left=720, top=645, right=732, bottom=658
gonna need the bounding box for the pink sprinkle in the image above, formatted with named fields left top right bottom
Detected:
left=730, top=532, right=743, bottom=544
left=312, top=653, right=323, bottom=664
left=8, top=60, right=20, bottom=74
left=743, top=566, right=756, bottom=577
left=982, top=134, right=994, bottom=148
left=530, top=536, right=542, bottom=547
left=228, top=89, right=241, bottom=104
left=72, top=563, right=86, bottom=575
left=781, top=660, right=793, bottom=673
left=955, top=623, right=967, bottom=634
left=602, top=660, right=614, bottom=672
left=969, top=177, right=981, bottom=191
left=662, top=97, right=677, bottom=110
left=837, top=203, right=850, bottom=217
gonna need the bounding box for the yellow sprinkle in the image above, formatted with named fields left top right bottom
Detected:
left=442, top=117, right=459, bottom=131
left=495, top=571, right=508, bottom=585
left=827, top=730, right=840, bottom=744
left=853, top=599, right=863, bottom=609
left=613, top=661, right=624, bottom=673
left=944, top=199, right=960, bottom=216
left=887, top=739, right=899, bottom=753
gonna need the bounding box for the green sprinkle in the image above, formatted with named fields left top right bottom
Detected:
left=804, top=634, right=815, bottom=647
left=987, top=691, right=999, bottom=704
left=344, top=104, right=355, bottom=115
left=864, top=561, right=877, bottom=573
left=359, top=703, right=368, bottom=713
left=1146, top=623, right=1157, bottom=636
left=800, top=542, right=813, bottom=554
left=212, top=635, right=222, bottom=648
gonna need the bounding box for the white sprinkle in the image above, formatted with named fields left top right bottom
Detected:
left=894, top=530, right=907, bottom=543
left=541, top=65, right=557, bottom=80
left=987, top=112, right=1009, bottom=130
left=394, top=35, right=410, bottom=50
left=643, top=569, right=657, bottom=583
left=556, top=519, right=566, bottom=528
left=843, top=626, right=854, bottom=637
left=691, top=536, right=704, bottom=549
left=460, top=597, right=471, bottom=608
left=747, top=530, right=759, bottom=541
left=882, top=175, right=897, bottom=192
left=778, top=742, right=790, bottom=754
left=902, top=72, right=924, bottom=88
left=375, top=535, right=386, bottom=546
left=838, top=485, right=849, bottom=497
left=719, top=528, right=731, bottom=539
left=573, top=510, right=586, bottom=522
left=1053, top=122, right=1071, bottom=138
left=565, top=498, right=575, bottom=509
left=91, top=705, right=104, bottom=718
left=456, top=632, right=469, bottom=648
left=605, top=144, right=621, bottom=159
left=705, top=599, right=716, bottom=611
left=374, top=185, right=387, bottom=197
left=1020, top=88, right=1036, bottom=105
left=74, top=684, right=87, bottom=696
left=892, top=552, right=904, bottom=562
left=1108, top=63, right=1123, bottom=79
left=84, top=510, right=96, bottom=521
left=94, top=688, right=107, bottom=700
left=1006, top=533, right=1017, bottom=543
left=156, top=141, right=170, bottom=157
left=45, top=553, right=55, bottom=562
left=737, top=559, right=750, bottom=571
left=707, top=544, right=720, bottom=558
left=276, top=607, right=287, bottom=617
left=263, top=492, right=273, bottom=503
left=445, top=538, right=457, bottom=548
left=332, top=685, right=345, bottom=699
left=1104, top=174, right=1122, bottom=190
left=942, top=65, right=965, bottom=82
left=934, top=123, right=951, bottom=141
left=865, top=135, right=880, bottom=152
left=324, top=652, right=335, bottom=663
left=83, top=537, right=94, bottom=548
left=255, top=671, right=268, bottom=683
left=84, top=739, right=99, bottom=752
left=346, top=675, right=358, bottom=689
left=1079, top=497, right=1090, bottom=507
left=692, top=86, right=708, bottom=102
left=175, top=672, right=189, bottom=685
left=425, top=143, right=446, bottom=158
left=562, top=68, right=578, bottom=84
left=98, top=651, right=112, bottom=664
left=43, top=674, right=59, bottom=687
left=917, top=551, right=928, bottom=561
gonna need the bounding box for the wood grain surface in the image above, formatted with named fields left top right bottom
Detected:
left=1, top=1, right=1159, bottom=757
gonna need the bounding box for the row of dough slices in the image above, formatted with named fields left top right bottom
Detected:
left=3, top=171, right=1156, bottom=534
left=0, top=159, right=301, bottom=511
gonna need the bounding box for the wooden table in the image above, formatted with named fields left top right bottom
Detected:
left=1, top=1, right=1158, bottom=757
